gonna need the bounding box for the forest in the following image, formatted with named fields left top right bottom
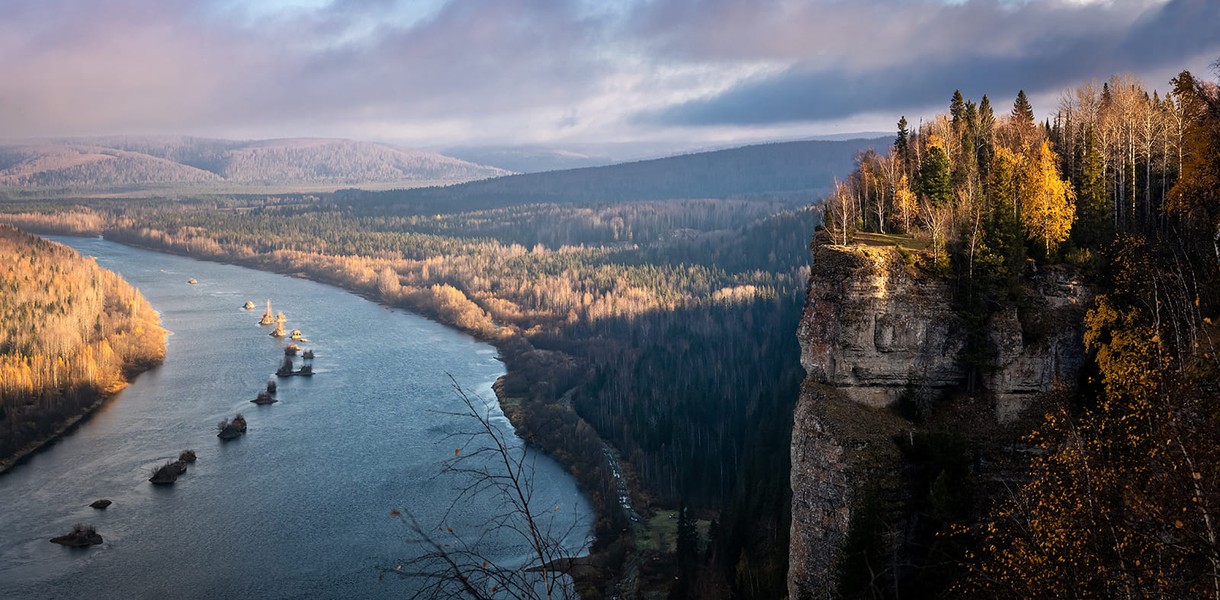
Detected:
left=818, top=64, right=1220, bottom=598
left=0, top=185, right=818, bottom=597
left=0, top=225, right=166, bottom=469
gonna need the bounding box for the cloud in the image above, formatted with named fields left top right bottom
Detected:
left=647, top=0, right=1220, bottom=127
left=0, top=0, right=624, bottom=140
left=0, top=0, right=1215, bottom=147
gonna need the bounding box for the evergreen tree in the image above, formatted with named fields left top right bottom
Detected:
left=895, top=116, right=912, bottom=175
left=1012, top=90, right=1035, bottom=126
left=671, top=504, right=701, bottom=599
left=896, top=116, right=910, bottom=150
left=954, top=100, right=980, bottom=190
left=977, top=95, right=996, bottom=186
left=950, top=90, right=967, bottom=131
left=987, top=146, right=1027, bottom=282
left=920, top=137, right=953, bottom=206
left=1071, top=125, right=1111, bottom=248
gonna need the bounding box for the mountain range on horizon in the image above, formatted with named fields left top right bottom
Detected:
left=0, top=136, right=510, bottom=191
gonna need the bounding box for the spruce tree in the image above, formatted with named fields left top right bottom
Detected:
left=950, top=90, right=967, bottom=131
left=920, top=142, right=952, bottom=206
left=895, top=116, right=911, bottom=175
left=1071, top=125, right=1110, bottom=248
left=1012, top=90, right=1035, bottom=126
left=977, top=95, right=996, bottom=185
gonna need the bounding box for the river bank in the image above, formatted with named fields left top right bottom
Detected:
left=1, top=380, right=127, bottom=475
left=1, top=352, right=170, bottom=475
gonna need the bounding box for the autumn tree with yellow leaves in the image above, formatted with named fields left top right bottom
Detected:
left=1020, top=140, right=1077, bottom=254
left=961, top=236, right=1220, bottom=598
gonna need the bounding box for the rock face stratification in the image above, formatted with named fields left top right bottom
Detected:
left=798, top=244, right=962, bottom=409
left=798, top=243, right=1091, bottom=418
left=788, top=241, right=1092, bottom=599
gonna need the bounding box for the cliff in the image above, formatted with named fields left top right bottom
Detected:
left=797, top=243, right=1091, bottom=419
left=788, top=242, right=1093, bottom=599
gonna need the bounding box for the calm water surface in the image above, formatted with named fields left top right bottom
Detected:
left=0, top=236, right=591, bottom=599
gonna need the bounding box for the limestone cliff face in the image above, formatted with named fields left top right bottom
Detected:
left=788, top=242, right=1092, bottom=599
left=797, top=243, right=1091, bottom=418
left=797, top=244, right=962, bottom=409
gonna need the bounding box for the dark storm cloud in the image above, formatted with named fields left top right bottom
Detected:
left=649, top=0, right=1220, bottom=127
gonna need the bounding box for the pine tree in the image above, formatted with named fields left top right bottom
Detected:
left=671, top=504, right=701, bottom=599
left=1071, top=124, right=1111, bottom=248
left=977, top=95, right=996, bottom=185
left=1010, top=90, right=1038, bottom=150
left=987, top=146, right=1027, bottom=282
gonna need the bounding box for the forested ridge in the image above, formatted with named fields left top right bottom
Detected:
left=0, top=137, right=506, bottom=191
left=340, top=138, right=881, bottom=213
left=818, top=63, right=1220, bottom=598
left=0, top=225, right=166, bottom=470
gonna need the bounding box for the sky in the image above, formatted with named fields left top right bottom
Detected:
left=0, top=0, right=1217, bottom=153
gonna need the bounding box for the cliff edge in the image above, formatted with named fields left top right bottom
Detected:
left=789, top=241, right=1092, bottom=598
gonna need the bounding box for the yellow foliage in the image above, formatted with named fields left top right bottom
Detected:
left=1020, top=141, right=1076, bottom=253
left=0, top=225, right=167, bottom=459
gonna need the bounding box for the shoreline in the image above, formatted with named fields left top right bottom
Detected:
left=0, top=365, right=156, bottom=476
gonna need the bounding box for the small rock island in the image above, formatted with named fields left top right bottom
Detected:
left=252, top=391, right=277, bottom=405
left=50, top=524, right=103, bottom=547
left=217, top=414, right=248, bottom=440
left=149, top=459, right=188, bottom=484
left=258, top=300, right=275, bottom=326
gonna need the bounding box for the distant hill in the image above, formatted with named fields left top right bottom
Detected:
left=443, top=146, right=619, bottom=173
left=350, top=138, right=888, bottom=212
left=0, top=137, right=508, bottom=191
left=444, top=134, right=893, bottom=174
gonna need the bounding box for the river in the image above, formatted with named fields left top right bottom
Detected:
left=0, top=236, right=592, bottom=599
